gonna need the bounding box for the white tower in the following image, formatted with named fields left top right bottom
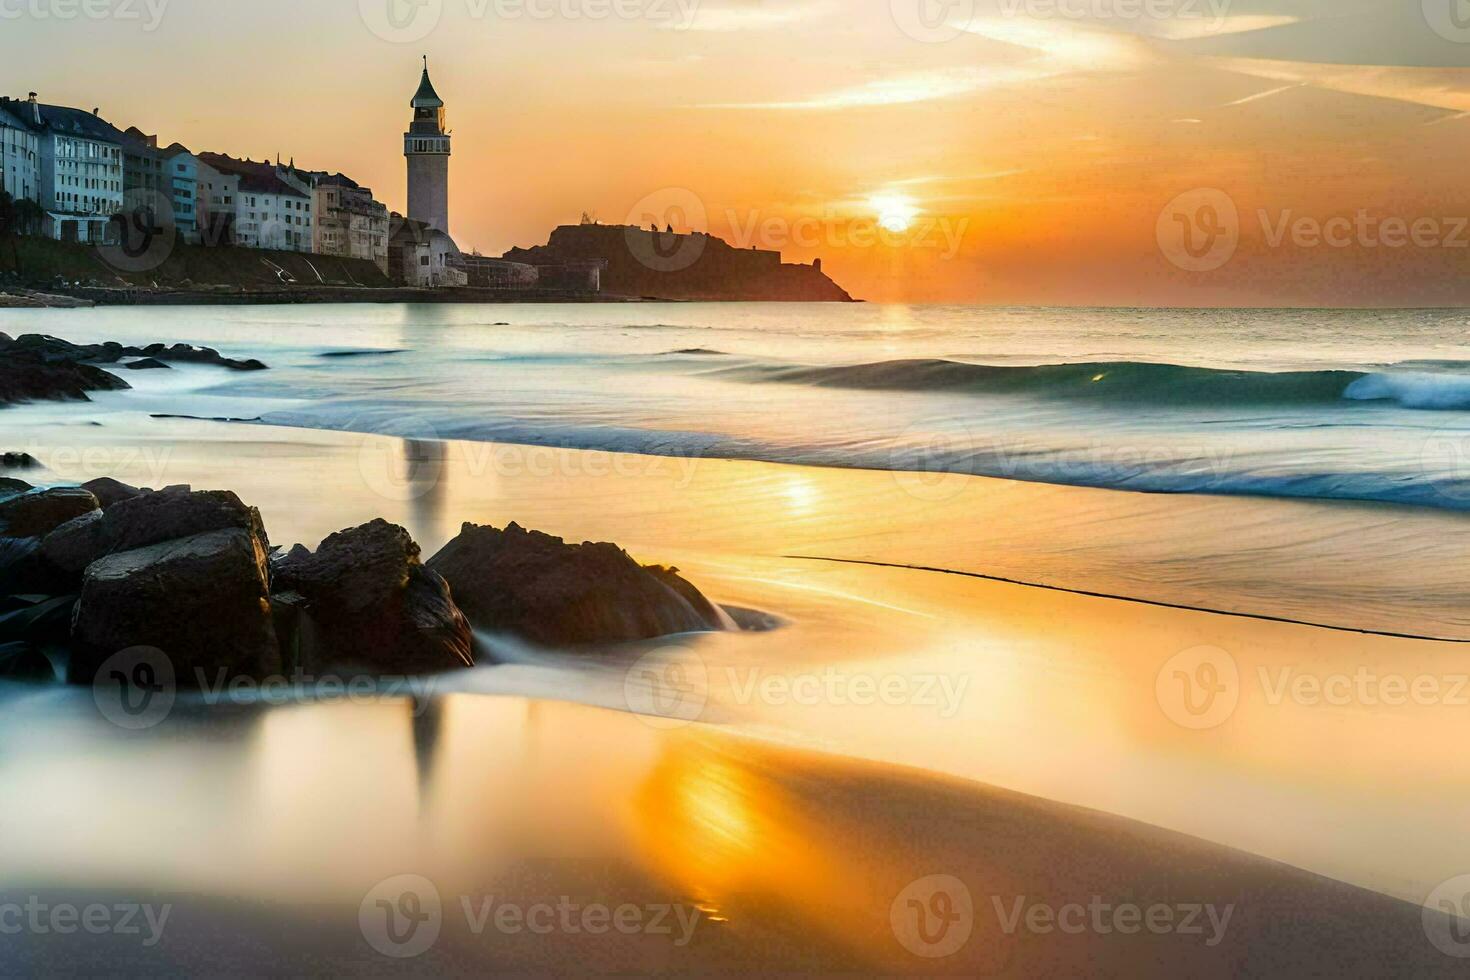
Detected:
left=404, top=57, right=450, bottom=236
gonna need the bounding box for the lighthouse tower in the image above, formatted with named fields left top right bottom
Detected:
left=404, top=57, right=450, bottom=236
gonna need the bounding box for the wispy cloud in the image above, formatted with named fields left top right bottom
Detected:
left=698, top=66, right=1045, bottom=110
left=1220, top=82, right=1302, bottom=107
left=671, top=0, right=836, bottom=33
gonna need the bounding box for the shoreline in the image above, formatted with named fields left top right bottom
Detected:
left=0, top=697, right=1459, bottom=975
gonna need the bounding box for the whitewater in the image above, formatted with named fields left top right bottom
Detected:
left=7, top=303, right=1470, bottom=512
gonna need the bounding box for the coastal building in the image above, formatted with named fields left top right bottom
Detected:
left=194, top=156, right=240, bottom=246
left=312, top=173, right=389, bottom=271
left=404, top=58, right=450, bottom=237
left=160, top=144, right=200, bottom=244
left=197, top=153, right=314, bottom=252
left=389, top=62, right=465, bottom=288
left=1, top=93, right=124, bottom=243
left=388, top=213, right=466, bottom=288
left=119, top=127, right=166, bottom=201
left=0, top=100, right=41, bottom=207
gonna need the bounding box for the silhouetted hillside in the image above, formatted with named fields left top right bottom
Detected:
left=503, top=224, right=856, bottom=302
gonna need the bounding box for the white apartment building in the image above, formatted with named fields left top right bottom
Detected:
left=0, top=100, right=41, bottom=206
left=2, top=93, right=124, bottom=242
left=197, top=153, right=313, bottom=252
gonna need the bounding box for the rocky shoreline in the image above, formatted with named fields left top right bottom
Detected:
left=0, top=480, right=728, bottom=687
left=0, top=332, right=268, bottom=408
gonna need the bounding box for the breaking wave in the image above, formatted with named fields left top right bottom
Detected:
left=714, top=359, right=1470, bottom=411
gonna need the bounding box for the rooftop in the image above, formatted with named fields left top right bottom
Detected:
left=411, top=60, right=444, bottom=109
left=0, top=97, right=127, bottom=144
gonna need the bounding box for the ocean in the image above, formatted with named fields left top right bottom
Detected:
left=18, top=302, right=1470, bottom=511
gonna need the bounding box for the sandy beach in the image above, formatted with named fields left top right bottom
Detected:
left=3, top=305, right=1470, bottom=973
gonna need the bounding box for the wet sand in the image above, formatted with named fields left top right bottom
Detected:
left=0, top=697, right=1461, bottom=976
left=4, top=391, right=1470, bottom=971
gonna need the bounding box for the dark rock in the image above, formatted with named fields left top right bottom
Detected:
left=0, top=536, right=40, bottom=595
left=80, top=477, right=146, bottom=510
left=69, top=528, right=280, bottom=686
left=40, top=488, right=265, bottom=578
left=0, top=478, right=31, bottom=499
left=0, top=333, right=267, bottom=407
left=426, top=522, right=725, bottom=647
left=124, top=358, right=170, bottom=371
left=0, top=488, right=100, bottom=538
left=0, top=641, right=55, bottom=682
left=0, top=353, right=129, bottom=406
left=0, top=594, right=77, bottom=645
left=273, top=519, right=473, bottom=675
left=1, top=452, right=40, bottom=469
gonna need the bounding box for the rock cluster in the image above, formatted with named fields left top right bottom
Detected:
left=428, top=522, right=726, bottom=647
left=0, top=485, right=727, bottom=689
left=0, top=333, right=268, bottom=407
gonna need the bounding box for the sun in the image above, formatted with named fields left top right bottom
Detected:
left=868, top=193, right=920, bottom=233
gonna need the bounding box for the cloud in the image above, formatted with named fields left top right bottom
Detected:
left=697, top=65, right=1048, bottom=110
left=672, top=0, right=836, bottom=32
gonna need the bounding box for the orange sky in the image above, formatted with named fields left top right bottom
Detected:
left=8, top=0, right=1470, bottom=304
